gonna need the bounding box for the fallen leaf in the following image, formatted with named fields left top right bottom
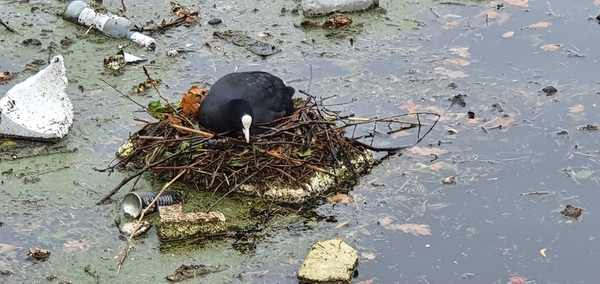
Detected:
left=384, top=223, right=432, bottom=236
left=0, top=71, right=15, bottom=83
left=181, top=93, right=200, bottom=117
left=433, top=67, right=469, bottom=79
left=540, top=44, right=562, bottom=51
left=506, top=0, right=528, bottom=7
left=502, top=31, right=515, bottom=38
left=335, top=221, right=350, bottom=229
left=429, top=162, right=443, bottom=171
left=327, top=193, right=354, bottom=204
left=442, top=20, right=460, bottom=30
left=570, top=104, right=584, bottom=113
left=390, top=130, right=412, bottom=139
left=400, top=99, right=421, bottom=113
left=449, top=47, right=470, bottom=58
left=378, top=216, right=395, bottom=226
left=361, top=252, right=376, bottom=260
left=407, top=147, right=448, bottom=156
left=446, top=58, right=471, bottom=67
left=165, top=114, right=183, bottom=127
left=528, top=21, right=551, bottom=29
left=359, top=228, right=372, bottom=235
left=357, top=279, right=374, bottom=284
left=442, top=176, right=457, bottom=185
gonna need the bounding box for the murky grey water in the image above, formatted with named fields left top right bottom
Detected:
left=1, top=0, right=600, bottom=283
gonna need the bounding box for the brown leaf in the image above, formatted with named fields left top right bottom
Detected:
left=165, top=114, right=183, bottom=127
left=400, top=99, right=421, bottom=113
left=442, top=20, right=460, bottom=30
left=449, top=47, right=470, bottom=58
left=433, top=67, right=469, bottom=79
left=384, top=223, right=432, bottom=236
left=429, top=162, right=443, bottom=171
left=528, top=21, right=551, bottom=29
left=357, top=279, right=374, bottom=284
left=570, top=104, right=584, bottom=113
left=407, top=147, right=448, bottom=156
left=540, top=44, right=562, bottom=51
left=327, top=193, right=354, bottom=204
left=0, top=71, right=15, bottom=83
left=359, top=228, right=372, bottom=235
left=503, top=31, right=515, bottom=38
left=335, top=221, right=350, bottom=229
left=446, top=58, right=471, bottom=67
left=506, top=0, right=529, bottom=7
left=378, top=216, right=395, bottom=226
left=181, top=86, right=206, bottom=117
left=390, top=130, right=411, bottom=139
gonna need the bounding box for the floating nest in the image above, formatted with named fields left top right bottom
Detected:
left=97, top=85, right=437, bottom=205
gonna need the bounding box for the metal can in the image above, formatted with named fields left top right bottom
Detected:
left=122, top=191, right=181, bottom=218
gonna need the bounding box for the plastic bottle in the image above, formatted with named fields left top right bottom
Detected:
left=63, top=1, right=155, bottom=49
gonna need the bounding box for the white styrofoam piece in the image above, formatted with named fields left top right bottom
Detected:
left=0, top=55, right=73, bottom=139
left=302, top=0, right=379, bottom=17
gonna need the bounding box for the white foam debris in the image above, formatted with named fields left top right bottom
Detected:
left=302, top=0, right=379, bottom=17
left=0, top=55, right=73, bottom=139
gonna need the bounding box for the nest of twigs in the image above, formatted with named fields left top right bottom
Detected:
left=96, top=81, right=438, bottom=205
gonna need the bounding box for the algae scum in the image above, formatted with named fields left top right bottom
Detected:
left=3, top=0, right=600, bottom=283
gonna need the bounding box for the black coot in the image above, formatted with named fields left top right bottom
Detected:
left=198, top=71, right=295, bottom=143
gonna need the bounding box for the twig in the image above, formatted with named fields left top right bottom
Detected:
left=116, top=169, right=187, bottom=274
left=0, top=18, right=19, bottom=34
left=99, top=79, right=147, bottom=110
left=205, top=169, right=264, bottom=212
left=171, top=124, right=214, bottom=138
left=121, top=0, right=126, bottom=12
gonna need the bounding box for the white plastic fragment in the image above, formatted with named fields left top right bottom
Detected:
left=302, top=0, right=379, bottom=17
left=0, top=55, right=73, bottom=139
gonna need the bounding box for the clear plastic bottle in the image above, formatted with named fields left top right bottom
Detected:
left=63, top=1, right=155, bottom=49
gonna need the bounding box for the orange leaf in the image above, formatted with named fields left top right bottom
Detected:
left=165, top=114, right=183, bottom=127
left=570, top=104, right=584, bottom=113
left=528, top=21, right=551, bottom=29
left=384, top=223, right=432, bottom=236
left=540, top=44, right=562, bottom=51
left=327, top=193, right=354, bottom=204
left=429, top=162, right=443, bottom=171
left=400, top=99, right=421, bottom=113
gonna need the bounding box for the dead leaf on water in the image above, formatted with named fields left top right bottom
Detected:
left=327, top=193, right=354, bottom=204
left=390, top=130, right=412, bottom=139
left=335, top=221, right=350, bottom=229
left=570, top=104, right=584, bottom=113
left=486, top=113, right=517, bottom=128
left=503, top=31, right=515, bottom=38
left=433, top=67, right=469, bottom=79
left=362, top=252, right=376, bottom=260
left=359, top=228, right=372, bottom=235
left=528, top=21, right=551, bottom=29
left=442, top=20, right=460, bottom=30
left=407, top=147, right=448, bottom=156
left=378, top=216, right=395, bottom=226
left=400, top=99, right=421, bottom=113
left=449, top=47, right=470, bottom=58
left=540, top=44, right=562, bottom=51
left=429, top=162, right=443, bottom=171
left=357, top=279, right=375, bottom=284
left=385, top=223, right=432, bottom=236
left=446, top=58, right=471, bottom=67
left=506, top=0, right=529, bottom=7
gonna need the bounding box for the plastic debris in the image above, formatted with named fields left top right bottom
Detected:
left=0, top=55, right=73, bottom=140
left=63, top=0, right=156, bottom=49
left=302, top=0, right=379, bottom=17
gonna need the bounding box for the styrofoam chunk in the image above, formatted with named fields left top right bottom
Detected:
left=0, top=55, right=73, bottom=139
left=302, top=0, right=379, bottom=17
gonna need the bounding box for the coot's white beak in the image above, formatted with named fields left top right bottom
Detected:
left=241, top=114, right=252, bottom=143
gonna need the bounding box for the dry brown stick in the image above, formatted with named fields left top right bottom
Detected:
left=0, top=18, right=19, bottom=34
left=99, top=79, right=147, bottom=110
left=116, top=169, right=187, bottom=274
left=171, top=124, right=214, bottom=138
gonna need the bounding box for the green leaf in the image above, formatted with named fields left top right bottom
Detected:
left=574, top=169, right=594, bottom=179
left=294, top=149, right=312, bottom=158
left=230, top=160, right=247, bottom=167
left=180, top=141, right=190, bottom=151
left=0, top=141, right=18, bottom=149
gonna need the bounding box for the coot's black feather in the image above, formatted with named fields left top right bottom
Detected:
left=198, top=71, right=295, bottom=139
